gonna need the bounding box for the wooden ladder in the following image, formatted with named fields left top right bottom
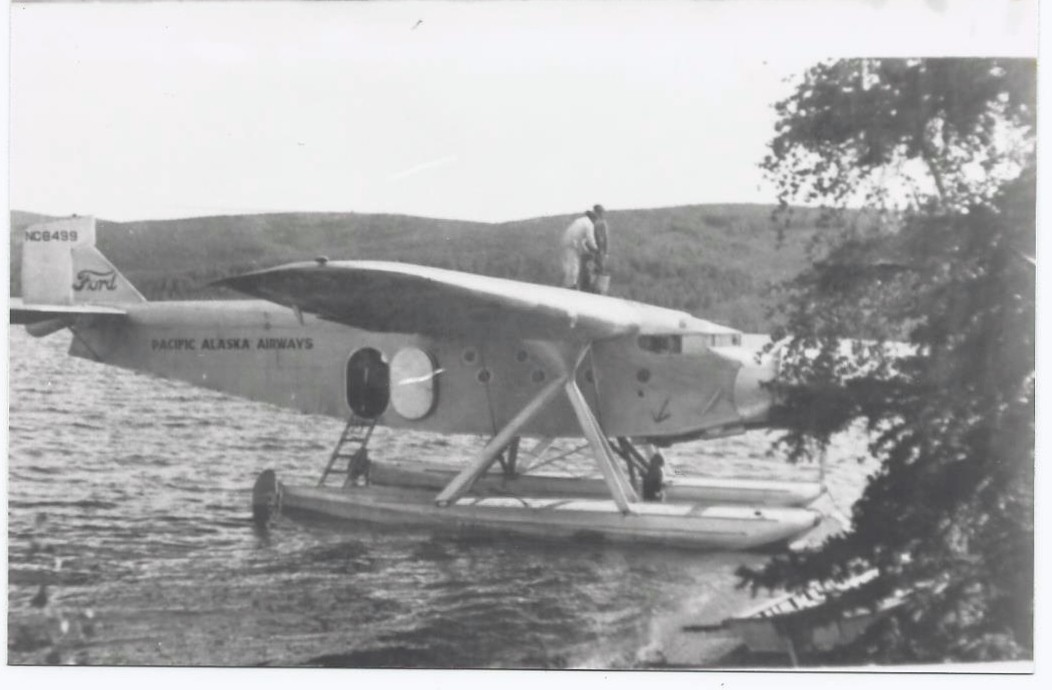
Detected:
left=318, top=415, right=378, bottom=487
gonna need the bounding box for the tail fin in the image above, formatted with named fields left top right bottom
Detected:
left=22, top=216, right=145, bottom=306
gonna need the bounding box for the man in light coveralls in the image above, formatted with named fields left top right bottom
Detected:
left=561, top=209, right=598, bottom=289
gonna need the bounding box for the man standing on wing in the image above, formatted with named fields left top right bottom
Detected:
left=561, top=209, right=598, bottom=290
left=589, top=204, right=610, bottom=294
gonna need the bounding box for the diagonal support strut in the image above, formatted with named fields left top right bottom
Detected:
left=564, top=379, right=639, bottom=513
left=435, top=373, right=568, bottom=506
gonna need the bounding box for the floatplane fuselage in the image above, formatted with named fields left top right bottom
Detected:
left=64, top=300, right=766, bottom=440
left=12, top=216, right=821, bottom=550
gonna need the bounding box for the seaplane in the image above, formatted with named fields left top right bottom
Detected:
left=10, top=216, right=824, bottom=551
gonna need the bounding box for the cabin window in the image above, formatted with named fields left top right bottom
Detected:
left=685, top=333, right=742, bottom=349
left=346, top=347, right=390, bottom=419
left=682, top=334, right=712, bottom=355
left=640, top=332, right=743, bottom=355
left=637, top=335, right=682, bottom=354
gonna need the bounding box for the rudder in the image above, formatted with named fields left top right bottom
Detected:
left=22, top=216, right=145, bottom=306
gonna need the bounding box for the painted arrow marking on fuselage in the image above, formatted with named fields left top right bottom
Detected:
left=652, top=397, right=672, bottom=424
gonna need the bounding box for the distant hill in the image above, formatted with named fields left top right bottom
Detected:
left=9, top=205, right=822, bottom=332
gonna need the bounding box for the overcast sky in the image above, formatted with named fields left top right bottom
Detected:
left=8, top=0, right=1037, bottom=223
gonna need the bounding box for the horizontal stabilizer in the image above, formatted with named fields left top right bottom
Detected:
left=10, top=298, right=126, bottom=325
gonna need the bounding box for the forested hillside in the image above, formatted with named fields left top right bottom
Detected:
left=10, top=205, right=822, bottom=332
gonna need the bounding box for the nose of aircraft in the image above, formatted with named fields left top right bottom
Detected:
left=735, top=347, right=778, bottom=424
left=713, top=344, right=779, bottom=425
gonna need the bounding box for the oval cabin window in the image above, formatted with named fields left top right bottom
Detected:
left=346, top=348, right=390, bottom=419
left=390, top=347, right=438, bottom=421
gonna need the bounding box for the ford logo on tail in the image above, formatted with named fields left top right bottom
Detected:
left=73, top=269, right=118, bottom=291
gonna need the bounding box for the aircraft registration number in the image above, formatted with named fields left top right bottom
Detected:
left=25, top=230, right=78, bottom=242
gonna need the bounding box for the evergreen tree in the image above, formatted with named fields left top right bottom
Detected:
left=739, top=58, right=1035, bottom=662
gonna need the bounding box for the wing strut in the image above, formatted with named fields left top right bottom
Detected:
left=435, top=374, right=568, bottom=506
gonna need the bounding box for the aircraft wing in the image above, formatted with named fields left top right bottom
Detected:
left=10, top=298, right=127, bottom=325
left=217, top=260, right=720, bottom=341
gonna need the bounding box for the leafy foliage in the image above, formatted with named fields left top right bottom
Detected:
left=741, top=58, right=1035, bottom=663
left=764, top=58, right=1035, bottom=212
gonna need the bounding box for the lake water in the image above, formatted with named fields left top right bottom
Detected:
left=7, top=329, right=872, bottom=667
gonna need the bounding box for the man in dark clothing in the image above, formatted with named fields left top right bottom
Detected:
left=347, top=447, right=371, bottom=487
left=590, top=204, right=610, bottom=294
left=642, top=451, right=666, bottom=502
